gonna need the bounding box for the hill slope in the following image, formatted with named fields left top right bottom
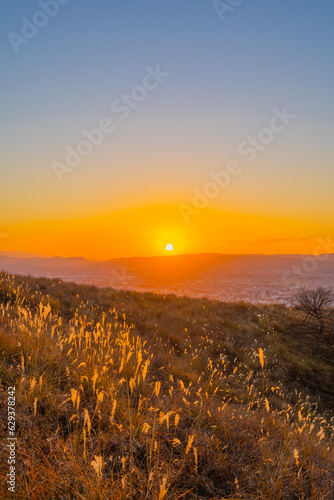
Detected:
left=0, top=273, right=333, bottom=499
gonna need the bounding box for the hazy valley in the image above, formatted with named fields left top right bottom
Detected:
left=1, top=252, right=334, bottom=304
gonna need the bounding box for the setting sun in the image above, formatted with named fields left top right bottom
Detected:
left=165, top=243, right=174, bottom=251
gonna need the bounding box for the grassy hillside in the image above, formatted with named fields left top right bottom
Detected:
left=0, top=272, right=333, bottom=499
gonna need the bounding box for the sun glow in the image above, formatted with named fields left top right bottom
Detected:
left=154, top=226, right=186, bottom=255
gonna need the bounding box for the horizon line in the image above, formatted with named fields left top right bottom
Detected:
left=1, top=250, right=334, bottom=262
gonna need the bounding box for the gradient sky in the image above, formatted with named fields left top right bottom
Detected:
left=1, top=0, right=333, bottom=259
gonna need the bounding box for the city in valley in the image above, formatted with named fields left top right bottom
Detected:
left=1, top=252, right=333, bottom=304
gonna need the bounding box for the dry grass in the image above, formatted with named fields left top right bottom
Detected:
left=0, top=273, right=333, bottom=499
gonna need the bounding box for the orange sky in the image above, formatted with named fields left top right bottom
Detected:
left=2, top=3, right=333, bottom=261
left=1, top=205, right=333, bottom=260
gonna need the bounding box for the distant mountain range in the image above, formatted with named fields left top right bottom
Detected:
left=1, top=252, right=334, bottom=303
left=0, top=251, right=52, bottom=259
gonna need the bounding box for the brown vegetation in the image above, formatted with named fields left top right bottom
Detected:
left=0, top=273, right=333, bottom=499
left=293, top=286, right=334, bottom=335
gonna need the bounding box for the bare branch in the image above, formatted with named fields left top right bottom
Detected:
left=292, top=286, right=334, bottom=334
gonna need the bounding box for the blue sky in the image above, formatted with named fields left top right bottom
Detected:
left=0, top=0, right=333, bottom=256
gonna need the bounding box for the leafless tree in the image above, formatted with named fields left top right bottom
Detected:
left=293, top=286, right=334, bottom=334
